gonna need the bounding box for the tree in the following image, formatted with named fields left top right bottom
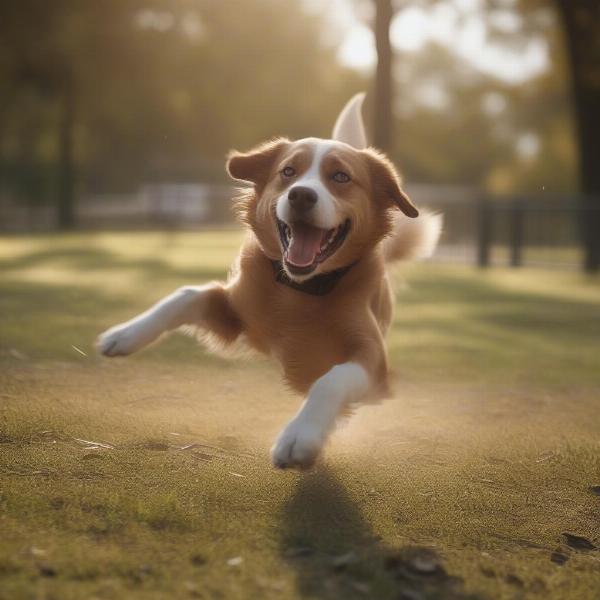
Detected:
left=373, top=0, right=394, bottom=152
left=554, top=0, right=600, bottom=272
left=483, top=0, right=600, bottom=270
left=0, top=0, right=149, bottom=229
left=0, top=1, right=364, bottom=229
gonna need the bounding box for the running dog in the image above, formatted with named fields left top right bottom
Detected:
left=97, top=94, right=441, bottom=469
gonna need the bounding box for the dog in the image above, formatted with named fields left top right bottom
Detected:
left=97, top=93, right=441, bottom=469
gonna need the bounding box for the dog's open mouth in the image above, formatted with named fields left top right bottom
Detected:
left=277, top=218, right=351, bottom=275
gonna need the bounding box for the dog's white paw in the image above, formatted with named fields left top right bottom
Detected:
left=96, top=319, right=156, bottom=357
left=271, top=418, right=325, bottom=470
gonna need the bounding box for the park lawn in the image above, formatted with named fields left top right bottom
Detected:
left=1, top=230, right=599, bottom=600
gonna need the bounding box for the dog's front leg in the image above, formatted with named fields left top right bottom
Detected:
left=97, top=284, right=240, bottom=357
left=271, top=362, right=370, bottom=469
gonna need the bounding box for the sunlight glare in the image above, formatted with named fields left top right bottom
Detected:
left=330, top=0, right=550, bottom=84
left=338, top=24, right=376, bottom=70
left=390, top=7, right=430, bottom=52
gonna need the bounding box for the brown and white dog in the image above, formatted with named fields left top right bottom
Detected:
left=97, top=94, right=441, bottom=469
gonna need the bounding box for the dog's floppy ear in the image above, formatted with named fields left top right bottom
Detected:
left=226, top=138, right=289, bottom=188
left=363, top=148, right=419, bottom=218
left=332, top=93, right=367, bottom=149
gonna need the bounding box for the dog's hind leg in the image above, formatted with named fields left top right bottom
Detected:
left=97, top=284, right=242, bottom=357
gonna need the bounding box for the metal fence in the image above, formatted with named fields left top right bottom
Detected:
left=407, top=188, right=598, bottom=272
left=1, top=183, right=598, bottom=272
left=0, top=183, right=234, bottom=231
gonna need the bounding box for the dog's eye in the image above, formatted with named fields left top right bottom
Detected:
left=332, top=171, right=351, bottom=183
left=282, top=166, right=296, bottom=178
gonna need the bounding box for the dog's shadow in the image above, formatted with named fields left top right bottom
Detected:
left=278, top=466, right=484, bottom=600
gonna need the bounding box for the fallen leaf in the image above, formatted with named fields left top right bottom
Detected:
left=386, top=548, right=447, bottom=581
left=562, top=533, right=596, bottom=551
left=550, top=547, right=569, bottom=565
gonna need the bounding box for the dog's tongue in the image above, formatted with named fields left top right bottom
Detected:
left=287, top=222, right=326, bottom=267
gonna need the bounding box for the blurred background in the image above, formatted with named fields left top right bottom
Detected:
left=0, top=0, right=598, bottom=271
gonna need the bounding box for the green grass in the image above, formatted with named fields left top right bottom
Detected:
left=1, top=230, right=599, bottom=600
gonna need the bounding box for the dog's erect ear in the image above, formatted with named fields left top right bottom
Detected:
left=332, top=93, right=367, bottom=149
left=226, top=138, right=289, bottom=187
left=363, top=149, right=419, bottom=218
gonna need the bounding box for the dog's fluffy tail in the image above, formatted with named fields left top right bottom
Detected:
left=383, top=211, right=442, bottom=263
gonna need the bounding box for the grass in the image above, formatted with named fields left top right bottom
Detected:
left=1, top=230, right=599, bottom=600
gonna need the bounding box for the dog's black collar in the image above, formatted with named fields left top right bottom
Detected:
left=270, top=260, right=357, bottom=296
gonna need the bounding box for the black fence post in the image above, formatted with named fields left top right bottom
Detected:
left=582, top=195, right=600, bottom=273
left=477, top=196, right=492, bottom=268
left=509, top=198, right=524, bottom=268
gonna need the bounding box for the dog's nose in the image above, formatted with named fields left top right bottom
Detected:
left=288, top=186, right=317, bottom=213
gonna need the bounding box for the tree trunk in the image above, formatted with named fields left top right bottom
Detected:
left=57, top=77, right=76, bottom=229
left=555, top=0, right=600, bottom=272
left=373, top=0, right=394, bottom=153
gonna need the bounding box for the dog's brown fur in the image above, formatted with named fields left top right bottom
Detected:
left=199, top=138, right=419, bottom=397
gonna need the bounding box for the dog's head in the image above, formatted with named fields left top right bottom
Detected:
left=226, top=94, right=418, bottom=280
